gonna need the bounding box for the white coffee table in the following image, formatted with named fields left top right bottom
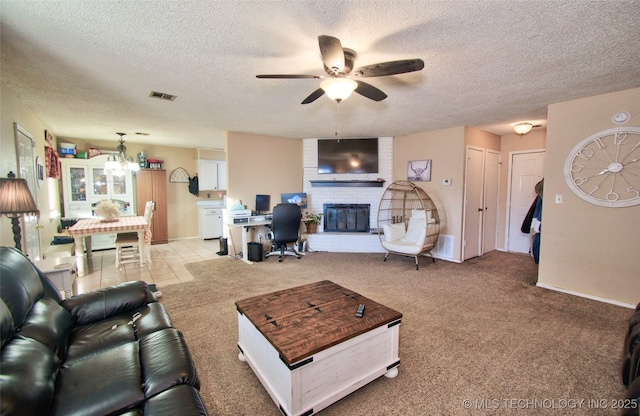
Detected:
left=235, top=280, right=402, bottom=416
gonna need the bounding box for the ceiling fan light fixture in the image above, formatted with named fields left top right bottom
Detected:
left=513, top=122, right=533, bottom=135
left=320, top=78, right=358, bottom=102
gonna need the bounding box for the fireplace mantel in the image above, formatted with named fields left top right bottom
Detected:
left=310, top=180, right=385, bottom=188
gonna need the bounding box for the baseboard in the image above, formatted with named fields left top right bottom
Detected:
left=430, top=254, right=461, bottom=263
left=535, top=282, right=635, bottom=309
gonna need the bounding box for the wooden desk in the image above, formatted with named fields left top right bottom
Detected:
left=68, top=217, right=149, bottom=265
left=235, top=280, right=402, bottom=416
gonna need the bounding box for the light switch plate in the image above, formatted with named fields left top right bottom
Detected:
left=442, top=178, right=452, bottom=186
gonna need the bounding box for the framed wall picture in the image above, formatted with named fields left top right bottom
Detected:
left=35, top=156, right=44, bottom=188
left=408, top=160, right=431, bottom=181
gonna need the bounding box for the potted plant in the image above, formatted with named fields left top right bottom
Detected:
left=303, top=212, right=322, bottom=234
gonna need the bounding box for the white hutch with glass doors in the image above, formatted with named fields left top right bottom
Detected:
left=60, top=154, right=136, bottom=250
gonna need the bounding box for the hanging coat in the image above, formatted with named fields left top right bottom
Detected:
left=520, top=198, right=537, bottom=233
left=188, top=175, right=199, bottom=196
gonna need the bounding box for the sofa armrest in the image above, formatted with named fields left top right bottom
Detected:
left=62, top=281, right=152, bottom=325
left=383, top=223, right=406, bottom=243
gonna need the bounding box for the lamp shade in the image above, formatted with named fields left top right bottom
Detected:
left=320, top=78, right=358, bottom=101
left=513, top=122, right=533, bottom=135
left=0, top=173, right=38, bottom=215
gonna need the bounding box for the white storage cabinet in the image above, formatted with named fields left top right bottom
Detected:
left=197, top=159, right=226, bottom=191
left=197, top=207, right=223, bottom=239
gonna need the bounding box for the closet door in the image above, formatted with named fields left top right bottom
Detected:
left=482, top=150, right=500, bottom=254
left=463, top=146, right=485, bottom=260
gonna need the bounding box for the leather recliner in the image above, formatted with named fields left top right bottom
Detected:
left=0, top=246, right=209, bottom=416
left=621, top=302, right=640, bottom=415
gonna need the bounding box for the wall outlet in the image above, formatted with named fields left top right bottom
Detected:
left=442, top=178, right=452, bottom=186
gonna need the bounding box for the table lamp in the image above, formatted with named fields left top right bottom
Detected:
left=0, top=171, right=39, bottom=251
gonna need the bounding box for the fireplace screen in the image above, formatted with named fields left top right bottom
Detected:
left=323, top=204, right=370, bottom=232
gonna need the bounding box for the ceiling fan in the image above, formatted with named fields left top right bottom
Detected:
left=256, top=35, right=424, bottom=104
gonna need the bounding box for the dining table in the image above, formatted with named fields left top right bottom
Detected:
left=67, top=216, right=150, bottom=265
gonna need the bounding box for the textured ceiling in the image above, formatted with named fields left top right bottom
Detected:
left=1, top=1, right=639, bottom=150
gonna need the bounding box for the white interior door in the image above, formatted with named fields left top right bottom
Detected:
left=463, top=147, right=484, bottom=260
left=507, top=151, right=545, bottom=253
left=482, top=150, right=500, bottom=254
left=14, top=123, right=42, bottom=260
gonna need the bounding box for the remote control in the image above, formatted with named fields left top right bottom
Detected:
left=356, top=304, right=365, bottom=318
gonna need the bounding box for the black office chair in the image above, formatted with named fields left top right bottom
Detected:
left=265, top=203, right=302, bottom=262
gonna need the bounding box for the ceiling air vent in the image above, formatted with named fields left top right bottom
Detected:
left=149, top=91, right=177, bottom=101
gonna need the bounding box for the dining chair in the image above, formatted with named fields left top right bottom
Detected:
left=115, top=201, right=154, bottom=269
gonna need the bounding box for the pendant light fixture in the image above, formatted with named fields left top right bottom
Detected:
left=105, top=133, right=140, bottom=172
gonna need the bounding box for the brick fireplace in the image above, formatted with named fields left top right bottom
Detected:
left=302, top=137, right=393, bottom=253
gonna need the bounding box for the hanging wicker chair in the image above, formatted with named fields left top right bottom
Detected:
left=377, top=180, right=440, bottom=269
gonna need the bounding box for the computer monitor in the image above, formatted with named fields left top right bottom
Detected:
left=255, top=194, right=270, bottom=214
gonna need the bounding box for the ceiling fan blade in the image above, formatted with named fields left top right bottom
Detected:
left=352, top=59, right=424, bottom=77
left=301, top=88, right=325, bottom=104
left=256, top=74, right=321, bottom=79
left=318, top=35, right=345, bottom=74
left=354, top=81, right=387, bottom=101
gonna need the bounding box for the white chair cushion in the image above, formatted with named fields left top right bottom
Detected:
left=404, top=210, right=427, bottom=243
left=381, top=209, right=429, bottom=255
left=382, top=239, right=424, bottom=255
left=383, top=223, right=407, bottom=243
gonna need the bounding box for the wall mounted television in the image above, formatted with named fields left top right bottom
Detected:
left=317, top=138, right=379, bottom=174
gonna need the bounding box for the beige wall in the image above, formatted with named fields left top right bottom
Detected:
left=394, top=127, right=466, bottom=261
left=538, top=87, right=640, bottom=305
left=0, top=82, right=59, bottom=253
left=464, top=126, right=501, bottom=151
left=225, top=131, right=303, bottom=251
left=226, top=132, right=303, bottom=209
left=497, top=130, right=547, bottom=249
left=61, top=137, right=202, bottom=240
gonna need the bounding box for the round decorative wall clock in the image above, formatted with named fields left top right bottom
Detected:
left=563, top=127, right=640, bottom=207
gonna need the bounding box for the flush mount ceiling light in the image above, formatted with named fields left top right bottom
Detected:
left=513, top=122, right=542, bottom=136
left=320, top=78, right=358, bottom=102
left=513, top=122, right=534, bottom=135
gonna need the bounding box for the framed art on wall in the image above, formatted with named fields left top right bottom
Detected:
left=408, top=160, right=431, bottom=181
left=35, top=156, right=44, bottom=188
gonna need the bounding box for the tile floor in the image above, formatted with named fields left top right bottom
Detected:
left=74, top=238, right=224, bottom=294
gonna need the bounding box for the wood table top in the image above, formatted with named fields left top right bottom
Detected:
left=235, top=280, right=402, bottom=365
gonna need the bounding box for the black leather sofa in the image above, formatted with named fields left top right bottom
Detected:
left=0, top=246, right=209, bottom=416
left=622, top=302, right=640, bottom=416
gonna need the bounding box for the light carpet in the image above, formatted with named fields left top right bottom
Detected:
left=158, top=251, right=631, bottom=415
